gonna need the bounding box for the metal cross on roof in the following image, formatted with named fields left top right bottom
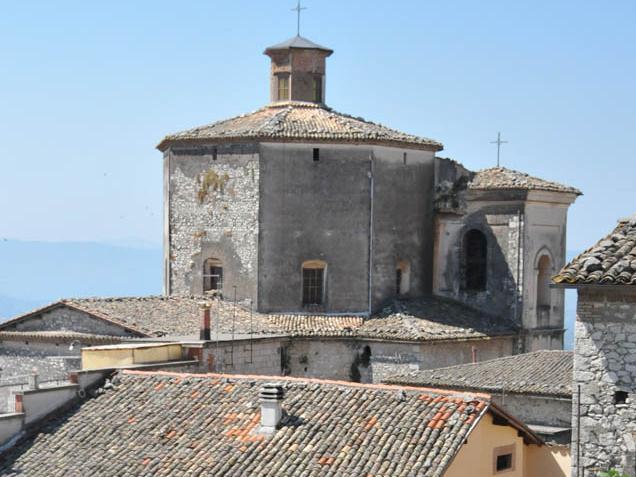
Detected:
left=490, top=132, right=509, bottom=167
left=291, top=0, right=307, bottom=36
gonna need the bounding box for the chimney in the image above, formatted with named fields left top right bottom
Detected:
left=259, top=383, right=285, bottom=434
left=199, top=302, right=211, bottom=341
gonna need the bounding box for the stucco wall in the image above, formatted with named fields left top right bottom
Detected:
left=258, top=142, right=435, bottom=314
left=434, top=189, right=573, bottom=353
left=434, top=198, right=525, bottom=323
left=166, top=143, right=260, bottom=302
left=258, top=142, right=372, bottom=313
left=492, top=393, right=571, bottom=428
left=521, top=198, right=570, bottom=351
left=524, top=444, right=570, bottom=477
left=198, top=338, right=285, bottom=376
left=370, top=145, right=435, bottom=309
left=191, top=335, right=513, bottom=384
left=444, top=413, right=526, bottom=477
left=284, top=337, right=513, bottom=384
left=3, top=308, right=135, bottom=337
left=572, top=288, right=636, bottom=476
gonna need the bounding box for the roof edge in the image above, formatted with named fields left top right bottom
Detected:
left=123, top=369, right=493, bottom=399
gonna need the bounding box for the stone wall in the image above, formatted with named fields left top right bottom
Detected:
left=573, top=288, right=636, bottom=477
left=189, top=335, right=514, bottom=384
left=195, top=337, right=285, bottom=376
left=285, top=336, right=514, bottom=384
left=3, top=308, right=136, bottom=337
left=494, top=393, right=571, bottom=428
left=167, top=144, right=260, bottom=302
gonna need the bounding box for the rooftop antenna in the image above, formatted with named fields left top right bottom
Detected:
left=490, top=132, right=508, bottom=167
left=291, top=0, right=307, bottom=36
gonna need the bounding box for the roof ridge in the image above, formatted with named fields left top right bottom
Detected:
left=123, top=369, right=493, bottom=399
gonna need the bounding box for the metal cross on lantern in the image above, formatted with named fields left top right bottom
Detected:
left=490, top=132, right=509, bottom=167
left=291, top=0, right=307, bottom=36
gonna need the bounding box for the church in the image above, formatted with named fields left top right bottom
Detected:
left=0, top=34, right=580, bottom=382
left=158, top=34, right=580, bottom=349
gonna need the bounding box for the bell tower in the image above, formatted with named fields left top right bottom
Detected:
left=264, top=36, right=333, bottom=104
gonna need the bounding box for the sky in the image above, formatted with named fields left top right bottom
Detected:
left=1, top=0, right=634, bottom=250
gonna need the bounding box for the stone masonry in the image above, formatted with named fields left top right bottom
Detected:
left=166, top=144, right=260, bottom=302
left=572, top=288, right=636, bottom=476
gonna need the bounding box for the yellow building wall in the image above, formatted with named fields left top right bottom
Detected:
left=444, top=413, right=569, bottom=477
left=444, top=413, right=525, bottom=477
left=524, top=444, right=570, bottom=477
left=82, top=343, right=182, bottom=369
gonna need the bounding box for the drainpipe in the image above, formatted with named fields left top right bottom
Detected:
left=514, top=208, right=524, bottom=352
left=164, top=149, right=173, bottom=295
left=367, top=154, right=375, bottom=316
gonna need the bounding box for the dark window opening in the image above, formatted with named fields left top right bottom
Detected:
left=203, top=259, right=223, bottom=293
left=212, top=147, right=218, bottom=161
left=313, top=148, right=320, bottom=161
left=464, top=229, right=487, bottom=291
left=396, top=269, right=402, bottom=295
left=302, top=265, right=324, bottom=306
left=496, top=454, right=513, bottom=471
left=615, top=390, right=628, bottom=405
left=313, top=76, right=322, bottom=103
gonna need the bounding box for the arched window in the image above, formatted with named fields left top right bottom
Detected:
left=536, top=254, right=552, bottom=326
left=203, top=258, right=223, bottom=293
left=464, top=230, right=487, bottom=291
left=396, top=260, right=411, bottom=295
left=302, top=260, right=326, bottom=306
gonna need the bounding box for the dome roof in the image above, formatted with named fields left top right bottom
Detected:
left=157, top=101, right=443, bottom=152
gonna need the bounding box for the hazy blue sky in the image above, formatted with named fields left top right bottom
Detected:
left=1, top=0, right=634, bottom=250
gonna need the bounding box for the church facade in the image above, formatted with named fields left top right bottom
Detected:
left=158, top=35, right=580, bottom=352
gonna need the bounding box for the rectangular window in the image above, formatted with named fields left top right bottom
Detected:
left=302, top=268, right=324, bottom=305
left=277, top=75, right=290, bottom=101
left=313, top=148, right=320, bottom=161
left=496, top=454, right=512, bottom=472
left=313, top=76, right=322, bottom=103
left=203, top=265, right=223, bottom=292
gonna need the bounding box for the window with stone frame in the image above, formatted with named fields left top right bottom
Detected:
left=492, top=445, right=515, bottom=473
left=536, top=254, right=552, bottom=326
left=277, top=74, right=290, bottom=101
left=203, top=258, right=223, bottom=294
left=463, top=229, right=487, bottom=291
left=302, top=260, right=326, bottom=306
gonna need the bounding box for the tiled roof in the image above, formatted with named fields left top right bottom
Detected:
left=384, top=350, right=573, bottom=398
left=0, top=370, right=530, bottom=477
left=0, top=330, right=123, bottom=345
left=265, top=35, right=333, bottom=53
left=1, top=296, right=517, bottom=342
left=157, top=102, right=443, bottom=151
left=468, top=167, right=581, bottom=195
left=554, top=216, right=636, bottom=286
left=358, top=296, right=517, bottom=341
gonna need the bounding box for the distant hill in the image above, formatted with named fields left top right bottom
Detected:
left=0, top=239, right=162, bottom=320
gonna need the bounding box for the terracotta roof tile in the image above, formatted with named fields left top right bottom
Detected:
left=1, top=296, right=517, bottom=342
left=0, top=371, right=490, bottom=476
left=468, top=166, right=581, bottom=195
left=554, top=215, right=636, bottom=285
left=157, top=102, right=443, bottom=151
left=384, top=350, right=572, bottom=397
